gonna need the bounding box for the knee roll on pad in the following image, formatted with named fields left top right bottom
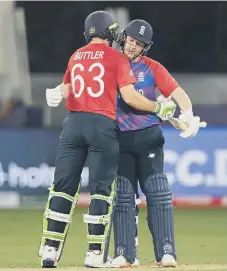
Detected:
left=143, top=173, right=176, bottom=262
left=38, top=184, right=80, bottom=261
left=113, top=176, right=136, bottom=264
left=144, top=173, right=172, bottom=205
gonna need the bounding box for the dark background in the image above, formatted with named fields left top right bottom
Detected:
left=16, top=1, right=227, bottom=73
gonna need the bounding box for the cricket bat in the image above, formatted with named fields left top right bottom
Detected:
left=168, top=116, right=207, bottom=131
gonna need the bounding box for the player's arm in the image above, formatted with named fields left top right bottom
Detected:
left=117, top=58, right=176, bottom=119
left=62, top=63, right=71, bottom=99
left=154, top=61, right=201, bottom=138
left=62, top=84, right=71, bottom=99
left=170, top=87, right=192, bottom=115
left=45, top=63, right=71, bottom=107
left=120, top=84, right=156, bottom=112
left=153, top=61, right=193, bottom=115
left=119, top=84, right=175, bottom=119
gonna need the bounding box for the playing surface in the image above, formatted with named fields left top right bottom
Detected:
left=0, top=208, right=226, bottom=271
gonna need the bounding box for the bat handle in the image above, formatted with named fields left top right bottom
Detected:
left=199, top=121, right=207, bottom=128
left=180, top=121, right=207, bottom=130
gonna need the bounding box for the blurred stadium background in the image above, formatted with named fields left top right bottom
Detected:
left=0, top=1, right=227, bottom=269
left=0, top=0, right=227, bottom=208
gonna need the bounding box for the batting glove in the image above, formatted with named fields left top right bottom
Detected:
left=178, top=111, right=200, bottom=138
left=46, top=83, right=63, bottom=107
left=155, top=98, right=176, bottom=120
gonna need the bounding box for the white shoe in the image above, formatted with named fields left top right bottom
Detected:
left=110, top=255, right=138, bottom=268
left=157, top=254, right=177, bottom=267
left=41, top=245, right=58, bottom=268
left=84, top=250, right=111, bottom=268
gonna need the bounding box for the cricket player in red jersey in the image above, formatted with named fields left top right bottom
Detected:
left=39, top=11, right=177, bottom=268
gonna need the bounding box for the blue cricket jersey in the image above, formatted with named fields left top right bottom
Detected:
left=117, top=56, right=161, bottom=132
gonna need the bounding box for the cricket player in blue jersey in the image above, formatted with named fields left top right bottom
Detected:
left=111, top=19, right=202, bottom=268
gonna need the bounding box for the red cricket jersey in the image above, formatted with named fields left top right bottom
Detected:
left=141, top=56, right=179, bottom=97
left=63, top=43, right=136, bottom=120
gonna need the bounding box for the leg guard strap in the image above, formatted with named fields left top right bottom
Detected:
left=83, top=184, right=115, bottom=248
left=39, top=184, right=80, bottom=261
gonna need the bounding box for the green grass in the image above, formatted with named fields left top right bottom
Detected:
left=0, top=208, right=226, bottom=270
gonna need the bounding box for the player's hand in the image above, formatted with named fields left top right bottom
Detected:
left=155, top=100, right=176, bottom=120
left=46, top=84, right=63, bottom=107
left=178, top=112, right=201, bottom=138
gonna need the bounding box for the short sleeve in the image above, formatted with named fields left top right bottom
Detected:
left=153, top=62, right=179, bottom=97
left=63, top=64, right=71, bottom=84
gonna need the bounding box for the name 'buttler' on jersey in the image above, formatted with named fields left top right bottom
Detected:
left=63, top=43, right=136, bottom=120
left=117, top=56, right=179, bottom=132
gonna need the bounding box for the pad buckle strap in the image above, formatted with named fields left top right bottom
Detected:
left=44, top=209, right=72, bottom=223
left=49, top=189, right=79, bottom=204
left=90, top=194, right=114, bottom=205
left=42, top=230, right=65, bottom=242
left=87, top=234, right=106, bottom=244
left=83, top=214, right=110, bottom=225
